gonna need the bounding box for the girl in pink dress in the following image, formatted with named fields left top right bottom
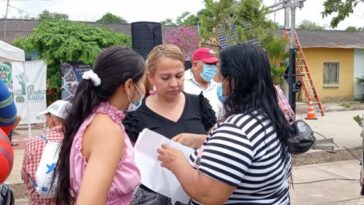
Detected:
left=54, top=46, right=145, bottom=205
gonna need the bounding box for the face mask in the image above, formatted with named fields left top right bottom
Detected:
left=216, top=83, right=226, bottom=103
left=200, top=64, right=217, bottom=82
left=126, top=84, right=144, bottom=112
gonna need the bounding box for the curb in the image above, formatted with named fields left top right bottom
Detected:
left=293, top=147, right=361, bottom=166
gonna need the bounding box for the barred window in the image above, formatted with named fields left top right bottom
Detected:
left=323, top=62, right=339, bottom=87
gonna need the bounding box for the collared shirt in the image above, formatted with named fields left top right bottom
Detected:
left=184, top=69, right=223, bottom=119
left=21, top=125, right=64, bottom=205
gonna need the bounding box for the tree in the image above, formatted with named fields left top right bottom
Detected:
left=161, top=18, right=177, bottom=26
left=265, top=37, right=288, bottom=85
left=164, top=27, right=200, bottom=60
left=322, top=0, right=363, bottom=28
left=96, top=12, right=128, bottom=24
left=199, top=0, right=275, bottom=47
left=298, top=20, right=323, bottom=30
left=176, top=12, right=200, bottom=26
left=199, top=0, right=288, bottom=84
left=345, top=26, right=364, bottom=31
left=39, top=10, right=69, bottom=21
left=13, top=20, right=131, bottom=101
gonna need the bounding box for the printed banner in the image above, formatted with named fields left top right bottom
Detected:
left=10, top=61, right=47, bottom=124
left=61, top=62, right=91, bottom=101
left=0, top=62, right=13, bottom=91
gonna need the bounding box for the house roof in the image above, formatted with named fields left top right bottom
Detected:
left=284, top=29, right=364, bottom=49
left=0, top=19, right=198, bottom=44
left=0, top=19, right=134, bottom=43
left=1, top=19, right=364, bottom=49
left=0, top=19, right=40, bottom=43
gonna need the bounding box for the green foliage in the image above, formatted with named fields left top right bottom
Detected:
left=199, top=0, right=275, bottom=46
left=198, top=0, right=285, bottom=83
left=39, top=10, right=69, bottom=21
left=161, top=18, right=177, bottom=26
left=265, top=37, right=288, bottom=85
left=298, top=20, right=323, bottom=30
left=345, top=26, right=364, bottom=31
left=322, top=0, right=362, bottom=28
left=96, top=12, right=128, bottom=24
left=354, top=115, right=363, bottom=127
left=161, top=11, right=202, bottom=26
left=357, top=75, right=364, bottom=100
left=176, top=12, right=200, bottom=26
left=13, top=20, right=131, bottom=100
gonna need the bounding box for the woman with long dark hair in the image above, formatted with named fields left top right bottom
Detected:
left=157, top=43, right=293, bottom=204
left=55, top=46, right=145, bottom=205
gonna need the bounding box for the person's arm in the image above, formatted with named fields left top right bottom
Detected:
left=76, top=115, right=125, bottom=205
left=159, top=123, right=254, bottom=204
left=158, top=144, right=234, bottom=204
left=172, top=133, right=207, bottom=149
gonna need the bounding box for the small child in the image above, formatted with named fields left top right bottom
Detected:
left=21, top=100, right=71, bottom=205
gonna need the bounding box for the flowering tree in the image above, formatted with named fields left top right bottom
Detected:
left=164, top=26, right=200, bottom=60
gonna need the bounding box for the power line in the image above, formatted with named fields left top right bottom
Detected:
left=8, top=4, right=38, bottom=17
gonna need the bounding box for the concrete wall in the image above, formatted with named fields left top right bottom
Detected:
left=302, top=48, right=354, bottom=101
left=354, top=49, right=364, bottom=100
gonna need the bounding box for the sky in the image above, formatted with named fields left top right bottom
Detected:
left=0, top=0, right=363, bottom=30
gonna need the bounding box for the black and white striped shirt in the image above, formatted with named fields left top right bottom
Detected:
left=189, top=110, right=292, bottom=205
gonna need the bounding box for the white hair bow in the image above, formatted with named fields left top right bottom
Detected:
left=82, top=70, right=101, bottom=87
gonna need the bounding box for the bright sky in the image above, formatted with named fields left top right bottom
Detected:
left=0, top=0, right=363, bottom=30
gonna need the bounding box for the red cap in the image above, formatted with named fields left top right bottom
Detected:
left=192, top=48, right=219, bottom=64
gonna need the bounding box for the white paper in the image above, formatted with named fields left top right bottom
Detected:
left=134, top=128, right=194, bottom=204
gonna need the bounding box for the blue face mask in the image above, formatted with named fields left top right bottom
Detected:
left=126, top=84, right=144, bottom=112
left=216, top=83, right=226, bottom=103
left=200, top=64, right=217, bottom=82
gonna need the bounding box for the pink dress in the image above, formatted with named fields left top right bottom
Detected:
left=69, top=102, right=141, bottom=205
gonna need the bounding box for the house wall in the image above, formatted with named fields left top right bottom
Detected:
left=354, top=49, right=364, bottom=100
left=302, top=48, right=354, bottom=101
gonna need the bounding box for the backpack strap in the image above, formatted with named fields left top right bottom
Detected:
left=29, top=134, right=48, bottom=188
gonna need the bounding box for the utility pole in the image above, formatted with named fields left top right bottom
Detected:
left=288, top=0, right=297, bottom=112
left=268, top=0, right=306, bottom=112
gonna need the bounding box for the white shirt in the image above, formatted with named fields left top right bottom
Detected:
left=184, top=69, right=223, bottom=119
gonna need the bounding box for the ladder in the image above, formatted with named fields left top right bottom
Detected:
left=284, top=29, right=324, bottom=116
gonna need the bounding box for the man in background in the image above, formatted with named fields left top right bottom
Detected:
left=184, top=48, right=223, bottom=119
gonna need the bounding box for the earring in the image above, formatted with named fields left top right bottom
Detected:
left=149, top=85, right=157, bottom=96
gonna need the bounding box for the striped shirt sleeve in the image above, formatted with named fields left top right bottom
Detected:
left=197, top=122, right=254, bottom=187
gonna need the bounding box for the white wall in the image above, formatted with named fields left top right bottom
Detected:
left=354, top=49, right=364, bottom=99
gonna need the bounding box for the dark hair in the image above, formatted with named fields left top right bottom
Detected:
left=220, top=43, right=292, bottom=143
left=55, top=46, right=145, bottom=204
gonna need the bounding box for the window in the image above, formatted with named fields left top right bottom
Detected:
left=323, top=62, right=339, bottom=87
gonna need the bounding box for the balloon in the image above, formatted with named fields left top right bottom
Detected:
left=0, top=128, right=13, bottom=183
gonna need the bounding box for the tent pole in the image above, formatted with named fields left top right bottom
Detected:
left=23, top=62, right=31, bottom=138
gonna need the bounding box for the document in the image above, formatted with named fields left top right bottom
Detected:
left=133, top=129, right=194, bottom=204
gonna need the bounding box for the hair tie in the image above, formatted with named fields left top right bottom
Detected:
left=82, top=70, right=101, bottom=87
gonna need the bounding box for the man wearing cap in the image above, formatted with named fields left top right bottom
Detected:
left=21, top=100, right=71, bottom=205
left=184, top=47, right=223, bottom=119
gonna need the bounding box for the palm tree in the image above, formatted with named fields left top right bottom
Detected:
left=264, top=37, right=288, bottom=85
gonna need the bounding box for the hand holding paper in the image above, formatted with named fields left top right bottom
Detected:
left=157, top=144, right=186, bottom=171
left=133, top=129, right=194, bottom=204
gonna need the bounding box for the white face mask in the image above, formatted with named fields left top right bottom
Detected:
left=126, top=84, right=144, bottom=112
